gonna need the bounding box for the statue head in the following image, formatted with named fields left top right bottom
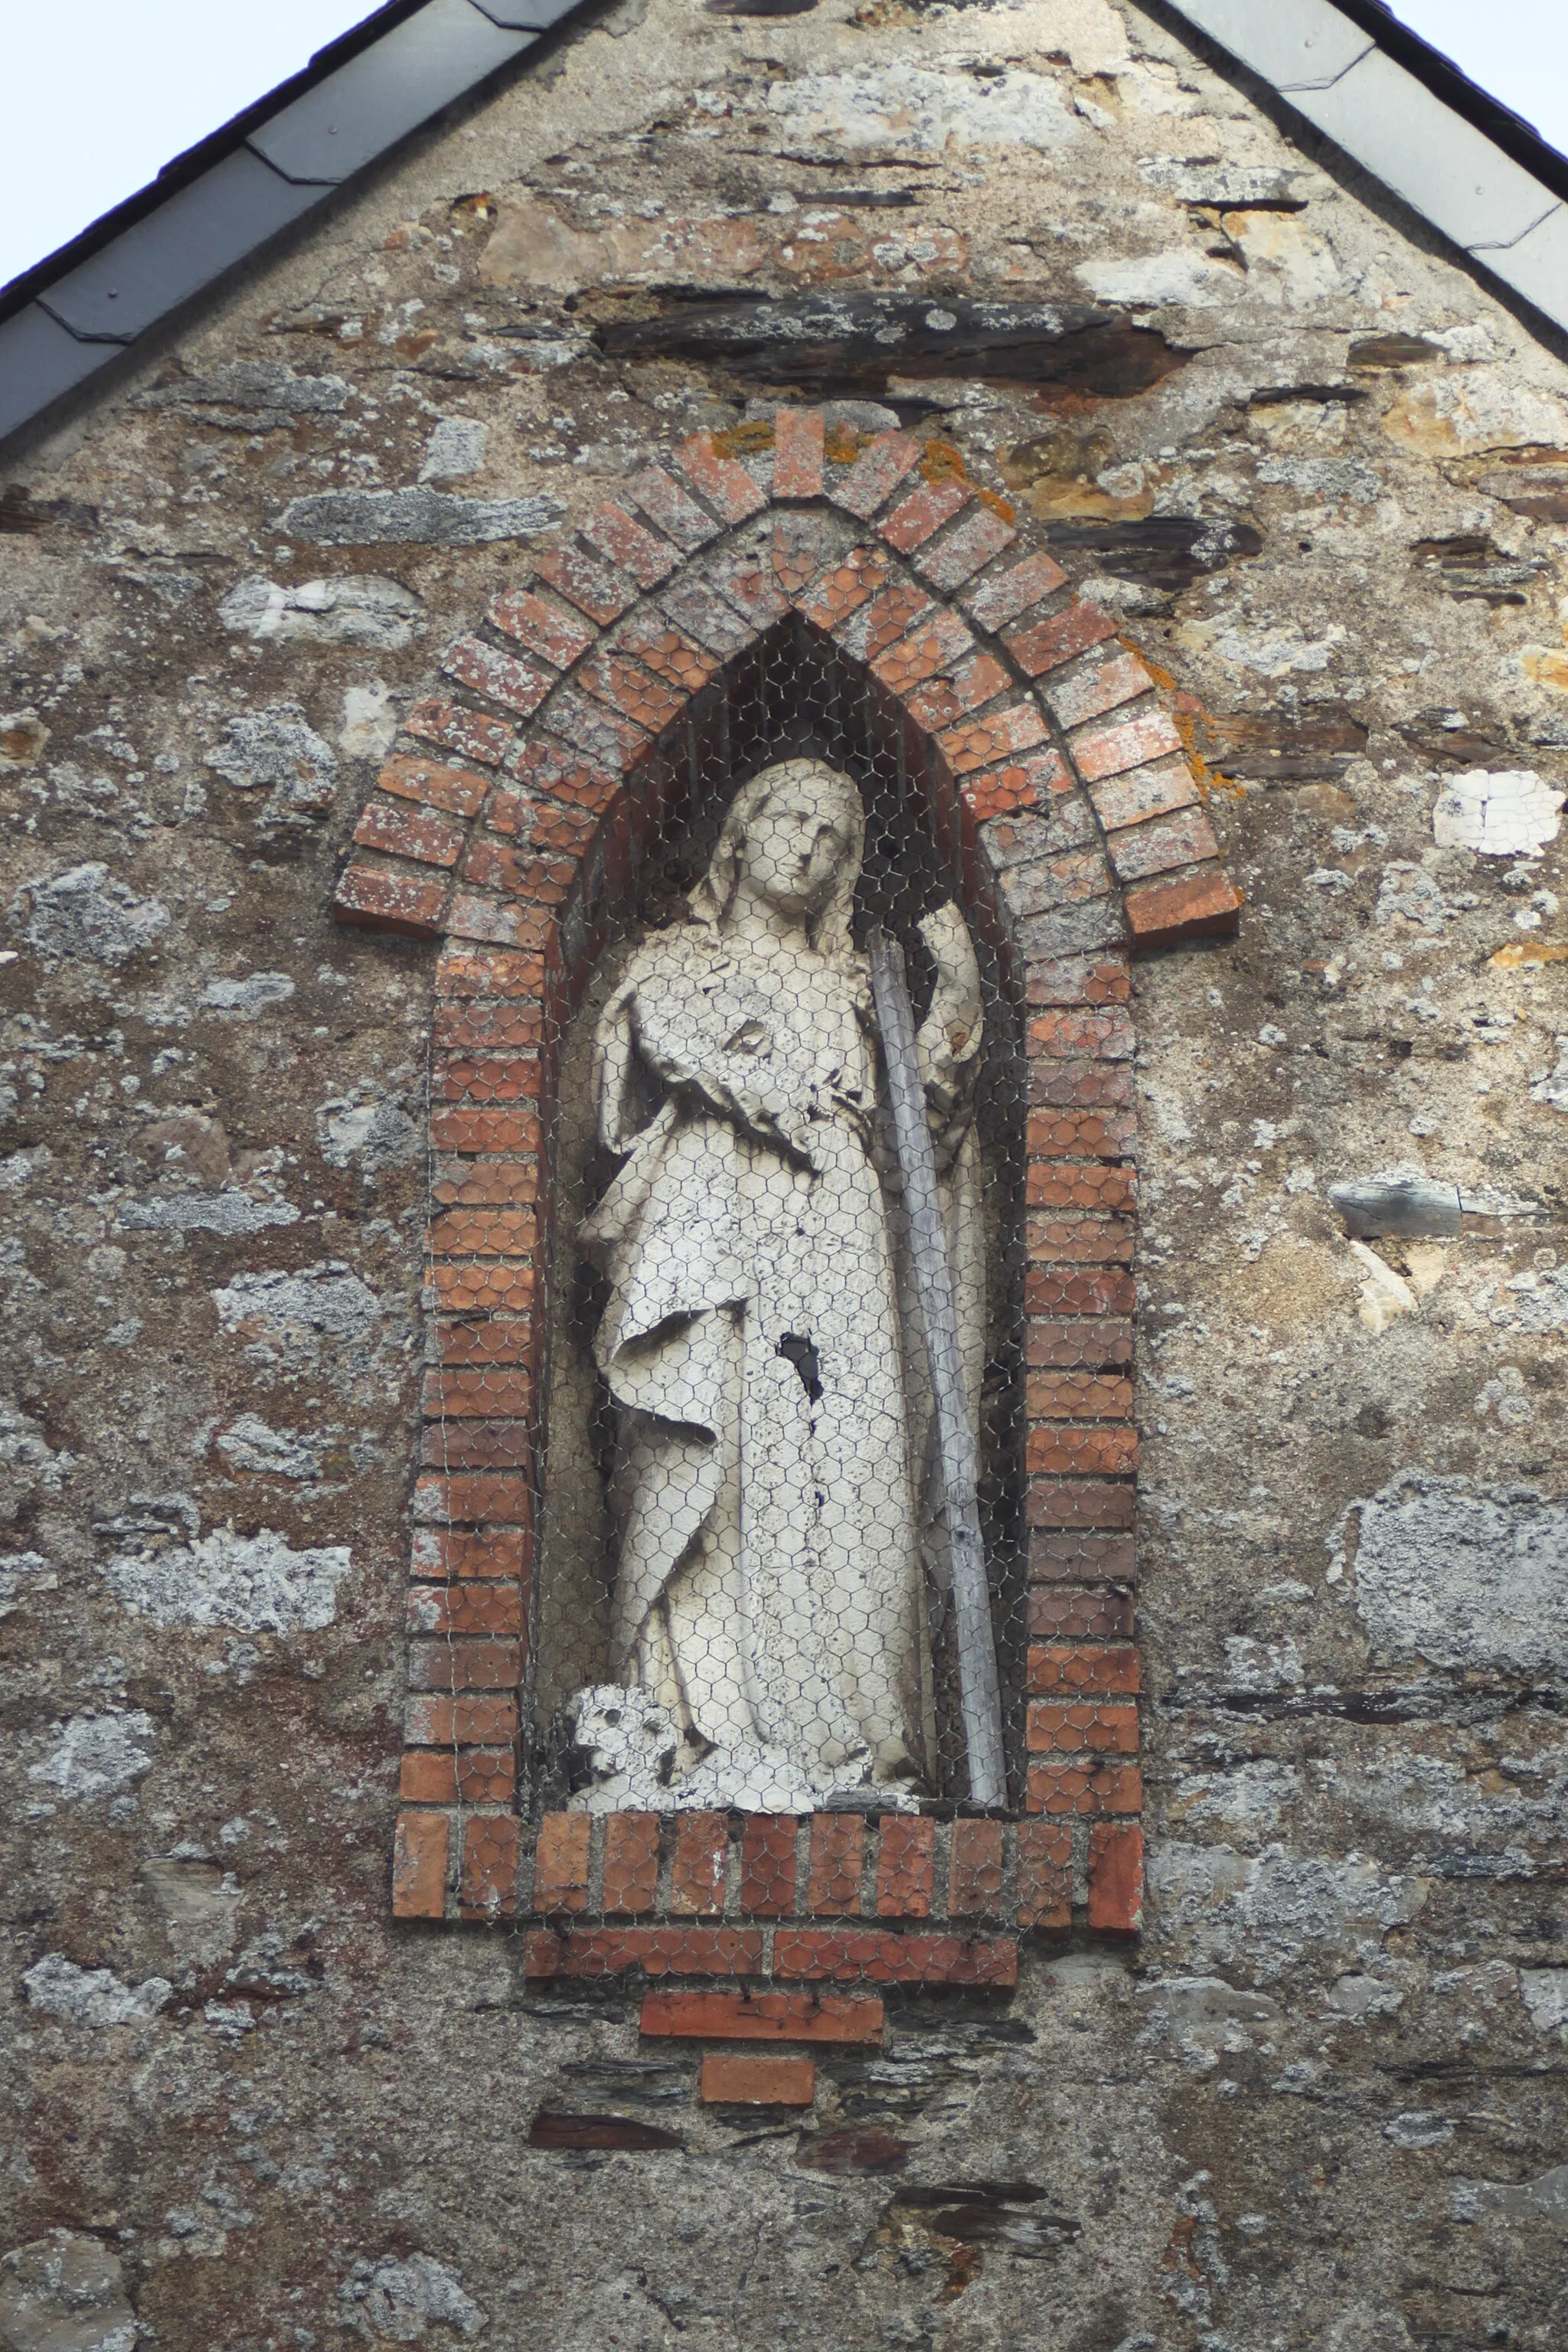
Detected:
left=688, top=760, right=865, bottom=958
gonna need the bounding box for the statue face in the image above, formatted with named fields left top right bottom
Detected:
left=737, top=773, right=856, bottom=922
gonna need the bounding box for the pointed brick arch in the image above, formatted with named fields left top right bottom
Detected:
left=345, top=411, right=1241, bottom=1958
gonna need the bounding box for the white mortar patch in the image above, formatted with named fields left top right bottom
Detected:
left=103, top=1526, right=352, bottom=1633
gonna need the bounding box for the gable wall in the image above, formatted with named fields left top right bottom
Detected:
left=2, top=2, right=1566, bottom=2346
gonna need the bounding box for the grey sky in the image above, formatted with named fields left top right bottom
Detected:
left=0, top=0, right=1563, bottom=296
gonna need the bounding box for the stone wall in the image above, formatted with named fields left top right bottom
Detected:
left=2, top=1, right=1565, bottom=2347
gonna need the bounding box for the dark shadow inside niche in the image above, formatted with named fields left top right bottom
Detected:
left=525, top=615, right=1029, bottom=1813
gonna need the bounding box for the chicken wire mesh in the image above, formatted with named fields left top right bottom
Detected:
left=453, top=616, right=1031, bottom=1818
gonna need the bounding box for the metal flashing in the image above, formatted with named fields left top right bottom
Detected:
left=468, top=0, right=581, bottom=26
left=1167, top=0, right=1375, bottom=93
left=247, top=0, right=534, bottom=186
left=0, top=307, right=113, bottom=443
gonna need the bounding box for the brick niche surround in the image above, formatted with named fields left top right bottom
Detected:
left=333, top=408, right=1243, bottom=1981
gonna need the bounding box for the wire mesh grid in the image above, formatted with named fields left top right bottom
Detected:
left=481, top=613, right=1031, bottom=1818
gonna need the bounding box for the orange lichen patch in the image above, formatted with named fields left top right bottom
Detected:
left=825, top=423, right=867, bottom=466
left=711, top=420, right=776, bottom=459
left=1491, top=939, right=1568, bottom=966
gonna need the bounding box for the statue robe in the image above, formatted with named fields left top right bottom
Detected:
left=580, top=920, right=938, bottom=1792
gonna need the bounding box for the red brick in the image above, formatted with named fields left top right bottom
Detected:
left=831, top=430, right=924, bottom=520
left=1072, top=706, right=1183, bottom=782
left=1028, top=1530, right=1137, bottom=1583
left=540, top=688, right=648, bottom=778
left=1108, top=806, right=1221, bottom=885
left=1027, top=1701, right=1139, bottom=1755
left=740, top=1815, right=799, bottom=1917
left=1026, top=1480, right=1137, bottom=1532
left=670, top=1813, right=729, bottom=1916
left=880, top=477, right=972, bottom=552
left=352, top=798, right=467, bottom=871
left=1124, top=867, right=1243, bottom=945
left=411, top=1524, right=528, bottom=1581
left=1024, top=954, right=1132, bottom=1008
left=913, top=508, right=1016, bottom=591
left=443, top=890, right=552, bottom=953
left=377, top=752, right=489, bottom=818
left=483, top=789, right=596, bottom=858
left=1088, top=757, right=1197, bottom=832
left=701, top=2053, right=815, bottom=2105
left=773, top=1932, right=1018, bottom=1988
left=400, top=1747, right=515, bottom=1805
left=430, top=1152, right=539, bottom=1207
left=772, top=509, right=831, bottom=597
left=948, top=1819, right=1005, bottom=1918
left=940, top=701, right=1049, bottom=776
left=658, top=577, right=756, bottom=659
left=905, top=653, right=1011, bottom=734
left=433, top=1053, right=542, bottom=1104
left=673, top=431, right=769, bottom=524
left=998, top=849, right=1114, bottom=926
left=461, top=1815, right=521, bottom=1919
left=581, top=501, right=680, bottom=589
left=531, top=1929, right=764, bottom=1978
left=435, top=946, right=546, bottom=999
left=1027, top=1370, right=1134, bottom=1420
left=1026, top=1316, right=1134, bottom=1369
left=333, top=864, right=449, bottom=939
left=1014, top=1819, right=1071, bottom=1931
left=1027, top=1644, right=1140, bottom=1696
left=1027, top=1007, right=1136, bottom=1060
left=1028, top=1587, right=1135, bottom=1640
left=419, top=1419, right=531, bottom=1473
left=612, top=616, right=721, bottom=698
left=534, top=1811, right=591, bottom=1913
left=423, top=1367, right=534, bottom=1421
left=708, top=546, right=790, bottom=632
left=1026, top=1215, right=1135, bottom=1266
left=773, top=406, right=826, bottom=500
left=1087, top=1822, right=1144, bottom=1933
left=838, top=579, right=936, bottom=663
left=603, top=1812, right=662, bottom=1915
left=413, top=1470, right=533, bottom=1526
left=1027, top=1760, right=1142, bottom=1818
left=959, top=750, right=1072, bottom=825
left=795, top=544, right=893, bottom=633
left=504, top=737, right=621, bottom=814
left=533, top=544, right=637, bottom=626
left=1026, top=1167, right=1134, bottom=1216
left=407, top=1583, right=524, bottom=1636
left=1046, top=651, right=1155, bottom=730
left=627, top=462, right=723, bottom=552
left=576, top=650, right=685, bottom=737
left=1027, top=1425, right=1138, bottom=1478
left=443, top=634, right=554, bottom=717
left=1006, top=600, right=1118, bottom=678
left=430, top=1318, right=536, bottom=1372
left=871, top=608, right=975, bottom=697
left=429, top=1203, right=538, bottom=1256
left=807, top=1815, right=864, bottom=1917
left=1024, top=1269, right=1135, bottom=1318
left=405, top=697, right=513, bottom=767
left=407, top=1637, right=522, bottom=1692
left=1015, top=896, right=1129, bottom=965
left=428, top=1263, right=536, bottom=1316
left=962, top=549, right=1068, bottom=633
left=430, top=1106, right=541, bottom=1153
left=392, top=1811, right=449, bottom=1919
left=1025, top=1108, right=1137, bottom=1161
left=405, top=1693, right=519, bottom=1745
left=1027, top=1061, right=1132, bottom=1116
left=874, top=1815, right=935, bottom=1919
left=642, top=1989, right=884, bottom=2043
left=488, top=586, right=597, bottom=668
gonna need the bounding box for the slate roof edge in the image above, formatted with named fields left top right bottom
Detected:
left=0, top=0, right=596, bottom=462
left=1158, top=0, right=1568, bottom=337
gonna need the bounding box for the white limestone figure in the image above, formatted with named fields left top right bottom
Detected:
left=569, top=760, right=984, bottom=1811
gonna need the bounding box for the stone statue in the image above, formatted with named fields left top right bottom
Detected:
left=569, top=759, right=985, bottom=1814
